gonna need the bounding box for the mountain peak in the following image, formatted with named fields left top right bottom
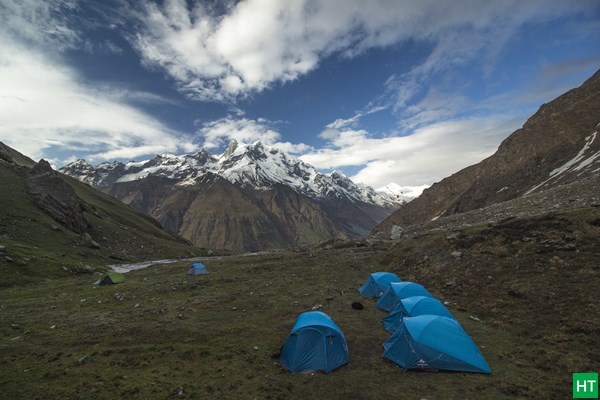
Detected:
left=223, top=139, right=239, bottom=158
left=60, top=141, right=409, bottom=207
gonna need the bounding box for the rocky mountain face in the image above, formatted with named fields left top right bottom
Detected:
left=0, top=141, right=200, bottom=283
left=61, top=141, right=404, bottom=251
left=374, top=69, right=600, bottom=236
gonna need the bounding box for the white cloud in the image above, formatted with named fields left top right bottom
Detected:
left=0, top=0, right=195, bottom=164
left=0, top=39, right=193, bottom=163
left=124, top=0, right=594, bottom=103
left=0, top=0, right=81, bottom=49
left=301, top=114, right=524, bottom=187
left=198, top=117, right=311, bottom=154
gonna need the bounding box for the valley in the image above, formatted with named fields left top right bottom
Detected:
left=1, top=200, right=598, bottom=399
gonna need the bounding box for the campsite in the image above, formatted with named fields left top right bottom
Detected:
left=1, top=207, right=598, bottom=399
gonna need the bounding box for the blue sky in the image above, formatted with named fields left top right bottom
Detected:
left=0, top=0, right=599, bottom=188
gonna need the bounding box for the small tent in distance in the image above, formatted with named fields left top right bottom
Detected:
left=382, top=296, right=455, bottom=333
left=358, top=272, right=401, bottom=298
left=280, top=311, right=349, bottom=373
left=187, top=262, right=208, bottom=276
left=383, top=315, right=491, bottom=374
left=95, top=272, right=125, bottom=286
left=376, top=282, right=432, bottom=312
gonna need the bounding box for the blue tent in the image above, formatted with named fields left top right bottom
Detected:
left=383, top=315, right=491, bottom=374
left=280, top=311, right=349, bottom=373
left=187, top=262, right=208, bottom=275
left=382, top=296, right=455, bottom=333
left=358, top=272, right=402, bottom=298
left=376, top=282, right=432, bottom=312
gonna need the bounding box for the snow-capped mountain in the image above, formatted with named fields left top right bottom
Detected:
left=61, top=140, right=401, bottom=208
left=60, top=140, right=407, bottom=251
left=375, top=183, right=430, bottom=204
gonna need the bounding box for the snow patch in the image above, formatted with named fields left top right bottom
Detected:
left=526, top=131, right=598, bottom=195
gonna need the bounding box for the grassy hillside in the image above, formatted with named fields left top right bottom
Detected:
left=1, top=206, right=597, bottom=399
left=0, top=155, right=202, bottom=286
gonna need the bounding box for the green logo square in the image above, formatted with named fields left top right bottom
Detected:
left=573, top=373, right=599, bottom=398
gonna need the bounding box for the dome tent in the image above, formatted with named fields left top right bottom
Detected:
left=383, top=315, right=491, bottom=374
left=95, top=272, right=125, bottom=286
left=280, top=311, right=349, bottom=373
left=358, top=272, right=401, bottom=298
left=376, top=282, right=432, bottom=312
left=382, top=296, right=455, bottom=333
left=187, top=262, right=208, bottom=275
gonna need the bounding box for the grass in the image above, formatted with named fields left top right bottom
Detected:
left=0, top=162, right=203, bottom=286
left=1, top=206, right=597, bottom=399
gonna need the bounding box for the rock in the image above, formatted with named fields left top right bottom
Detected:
left=591, top=201, right=600, bottom=208
left=11, top=323, right=20, bottom=330
left=351, top=302, right=364, bottom=310
left=521, top=237, right=532, bottom=242
left=5, top=256, right=13, bottom=262
left=231, top=307, right=237, bottom=311
left=78, top=356, right=91, bottom=365
left=0, top=245, right=5, bottom=251
left=451, top=251, right=463, bottom=258
left=507, top=287, right=526, bottom=298
left=50, top=325, right=56, bottom=329
left=26, top=160, right=89, bottom=234
left=445, top=231, right=461, bottom=240
left=469, top=316, right=481, bottom=322
left=171, top=386, right=184, bottom=396
left=311, top=304, right=322, bottom=310
left=51, top=224, right=60, bottom=231
left=390, top=225, right=403, bottom=240
left=83, top=233, right=100, bottom=249
left=253, top=346, right=259, bottom=351
left=444, top=281, right=456, bottom=287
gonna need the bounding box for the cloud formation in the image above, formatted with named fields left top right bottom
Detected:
left=301, top=114, right=524, bottom=187
left=198, top=117, right=311, bottom=154
left=126, top=0, right=594, bottom=103
left=0, top=2, right=193, bottom=164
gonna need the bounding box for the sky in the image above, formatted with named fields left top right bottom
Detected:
left=0, top=0, right=599, bottom=189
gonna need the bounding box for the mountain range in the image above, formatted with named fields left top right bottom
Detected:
left=61, top=141, right=410, bottom=251
left=374, top=69, right=600, bottom=236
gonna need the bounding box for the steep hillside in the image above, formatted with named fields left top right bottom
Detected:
left=0, top=142, right=201, bottom=285
left=62, top=141, right=403, bottom=251
left=374, top=69, right=600, bottom=236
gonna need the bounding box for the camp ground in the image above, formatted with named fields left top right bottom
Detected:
left=358, top=272, right=401, bottom=298
left=376, top=281, right=432, bottom=312
left=280, top=311, right=349, bottom=373
left=187, top=262, right=209, bottom=275
left=357, top=272, right=490, bottom=374
left=94, top=272, right=125, bottom=286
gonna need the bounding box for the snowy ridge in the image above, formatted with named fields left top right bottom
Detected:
left=60, top=140, right=407, bottom=207
left=526, top=126, right=600, bottom=195
left=375, top=182, right=429, bottom=203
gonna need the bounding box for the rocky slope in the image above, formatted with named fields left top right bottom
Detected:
left=61, top=141, right=404, bottom=251
left=374, top=69, right=600, bottom=236
left=0, top=141, right=201, bottom=284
